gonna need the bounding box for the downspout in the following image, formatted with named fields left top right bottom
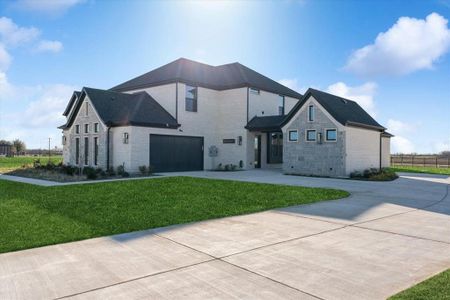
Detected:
left=246, top=87, right=249, bottom=123
left=379, top=132, right=382, bottom=170
left=106, top=126, right=111, bottom=170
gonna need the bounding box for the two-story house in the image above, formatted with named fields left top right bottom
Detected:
left=59, top=58, right=391, bottom=177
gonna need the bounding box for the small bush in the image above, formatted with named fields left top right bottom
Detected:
left=138, top=165, right=147, bottom=175
left=83, top=166, right=97, bottom=180
left=230, top=164, right=237, bottom=171
left=224, top=164, right=230, bottom=171
left=62, top=165, right=77, bottom=176
left=117, top=165, right=125, bottom=176
left=106, top=167, right=116, bottom=176
left=148, top=165, right=154, bottom=175
left=45, top=161, right=56, bottom=171
left=351, top=168, right=398, bottom=181
left=121, top=171, right=130, bottom=178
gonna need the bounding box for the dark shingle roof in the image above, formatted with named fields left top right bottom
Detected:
left=282, top=88, right=385, bottom=131
left=245, top=115, right=286, bottom=132
left=111, top=58, right=302, bottom=99
left=62, top=91, right=81, bottom=116
left=60, top=87, right=179, bottom=129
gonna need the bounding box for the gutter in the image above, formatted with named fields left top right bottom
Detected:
left=106, top=126, right=111, bottom=170
left=379, top=132, right=382, bottom=170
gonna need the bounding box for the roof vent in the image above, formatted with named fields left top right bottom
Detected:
left=341, top=99, right=348, bottom=104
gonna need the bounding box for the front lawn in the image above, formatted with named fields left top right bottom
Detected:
left=0, top=155, right=62, bottom=173
left=389, top=269, right=450, bottom=300
left=390, top=166, right=450, bottom=176
left=0, top=177, right=349, bottom=253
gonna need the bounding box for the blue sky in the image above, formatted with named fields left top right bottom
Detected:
left=0, top=0, right=449, bottom=153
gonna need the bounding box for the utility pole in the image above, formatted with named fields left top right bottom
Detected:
left=48, top=137, right=51, bottom=162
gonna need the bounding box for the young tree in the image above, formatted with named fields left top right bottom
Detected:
left=12, top=139, right=26, bottom=154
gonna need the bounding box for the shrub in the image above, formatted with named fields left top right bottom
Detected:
left=352, top=168, right=398, bottom=181
left=224, top=164, right=230, bottom=171
left=117, top=165, right=125, bottom=176
left=230, top=164, right=237, bottom=171
left=82, top=166, right=97, bottom=180
left=138, top=165, right=148, bottom=175
left=121, top=171, right=130, bottom=178
left=106, top=167, right=116, bottom=176
left=62, top=165, right=77, bottom=176
left=95, top=168, right=103, bottom=174
left=45, top=161, right=56, bottom=171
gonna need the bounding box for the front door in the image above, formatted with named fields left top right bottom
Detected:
left=254, top=135, right=261, bottom=168
left=268, top=132, right=283, bottom=164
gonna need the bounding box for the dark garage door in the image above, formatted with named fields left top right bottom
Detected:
left=150, top=134, right=204, bottom=172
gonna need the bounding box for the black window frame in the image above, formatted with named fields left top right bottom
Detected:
left=94, top=123, right=99, bottom=133
left=308, top=105, right=314, bottom=122
left=326, top=129, right=337, bottom=141
left=84, top=137, right=89, bottom=165
left=75, top=138, right=80, bottom=165
left=84, top=124, right=89, bottom=134
left=278, top=95, right=285, bottom=116
left=94, top=137, right=98, bottom=165
left=75, top=124, right=80, bottom=134
left=306, top=129, right=316, bottom=142
left=288, top=130, right=298, bottom=142
left=185, top=85, right=198, bottom=112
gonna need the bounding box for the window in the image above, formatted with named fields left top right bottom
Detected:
left=75, top=138, right=80, bottom=164
left=308, top=105, right=315, bottom=122
left=94, top=123, right=99, bottom=133
left=326, top=129, right=337, bottom=141
left=288, top=130, right=298, bottom=142
left=185, top=85, right=198, bottom=112
left=306, top=130, right=316, bottom=141
left=94, top=137, right=98, bottom=165
left=84, top=137, right=89, bottom=165
left=75, top=125, right=80, bottom=134
left=249, top=87, right=260, bottom=95
left=85, top=102, right=89, bottom=116
left=123, top=132, right=129, bottom=144
left=84, top=124, right=89, bottom=134
left=62, top=136, right=66, bottom=145
left=278, top=95, right=285, bottom=115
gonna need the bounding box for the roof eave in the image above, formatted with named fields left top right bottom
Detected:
left=345, top=121, right=386, bottom=131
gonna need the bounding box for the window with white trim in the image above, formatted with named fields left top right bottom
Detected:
left=306, top=129, right=316, bottom=141
left=326, top=129, right=337, bottom=141
left=278, top=95, right=285, bottom=115
left=185, top=85, right=198, bottom=112
left=308, top=105, right=315, bottom=122
left=288, top=130, right=298, bottom=142
left=94, top=123, right=99, bottom=133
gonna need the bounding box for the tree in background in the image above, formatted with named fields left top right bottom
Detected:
left=0, top=140, right=12, bottom=145
left=12, top=139, right=26, bottom=154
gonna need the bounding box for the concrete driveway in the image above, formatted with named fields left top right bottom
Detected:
left=1, top=170, right=449, bottom=299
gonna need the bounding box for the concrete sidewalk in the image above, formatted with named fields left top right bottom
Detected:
left=0, top=171, right=449, bottom=299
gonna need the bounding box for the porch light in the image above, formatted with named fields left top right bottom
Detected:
left=238, top=136, right=242, bottom=145
left=123, top=132, right=129, bottom=144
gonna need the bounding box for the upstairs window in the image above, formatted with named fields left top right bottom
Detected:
left=185, top=85, right=198, bottom=112
left=94, top=123, right=99, bottom=133
left=62, top=136, right=67, bottom=145
left=75, top=125, right=80, bottom=134
left=84, top=124, right=89, bottom=133
left=249, top=87, right=260, bottom=95
left=278, top=95, right=285, bottom=115
left=308, top=105, right=315, bottom=122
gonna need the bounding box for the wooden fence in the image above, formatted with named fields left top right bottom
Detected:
left=391, top=155, right=450, bottom=168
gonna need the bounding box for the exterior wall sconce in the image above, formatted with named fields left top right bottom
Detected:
left=123, top=132, right=129, bottom=144
left=317, top=132, right=323, bottom=144
left=238, top=136, right=242, bottom=145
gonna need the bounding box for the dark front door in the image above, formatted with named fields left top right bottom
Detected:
left=267, top=132, right=283, bottom=164
left=254, top=135, right=261, bottom=168
left=150, top=134, right=204, bottom=172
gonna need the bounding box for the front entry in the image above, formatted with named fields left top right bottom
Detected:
left=254, top=135, right=261, bottom=168
left=267, top=132, right=283, bottom=164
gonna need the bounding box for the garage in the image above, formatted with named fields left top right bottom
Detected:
left=150, top=134, right=204, bottom=172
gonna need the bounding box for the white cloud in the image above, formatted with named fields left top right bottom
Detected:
left=386, top=119, right=416, bottom=134
left=345, top=13, right=450, bottom=77
left=391, top=136, right=416, bottom=154
left=0, top=17, right=40, bottom=46
left=35, top=40, right=63, bottom=53
left=433, top=141, right=450, bottom=153
left=326, top=81, right=377, bottom=116
left=0, top=44, right=11, bottom=71
left=278, top=78, right=307, bottom=94
left=14, top=0, right=85, bottom=15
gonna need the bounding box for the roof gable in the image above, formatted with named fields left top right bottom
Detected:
left=60, top=88, right=179, bottom=129
left=111, top=58, right=302, bottom=99
left=62, top=91, right=81, bottom=116
left=282, top=88, right=385, bottom=131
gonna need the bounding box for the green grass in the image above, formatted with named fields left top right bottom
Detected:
left=0, top=155, right=62, bottom=173
left=0, top=177, right=349, bottom=253
left=389, top=269, right=450, bottom=300
left=390, top=166, right=450, bottom=175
